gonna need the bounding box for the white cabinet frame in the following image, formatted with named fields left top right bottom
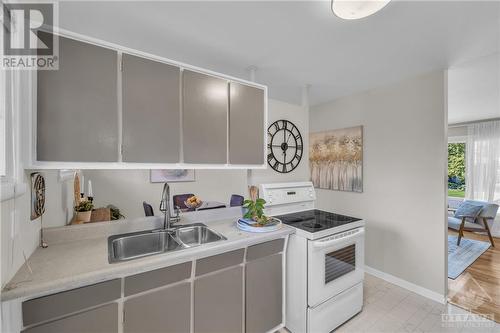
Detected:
left=26, top=28, right=267, bottom=170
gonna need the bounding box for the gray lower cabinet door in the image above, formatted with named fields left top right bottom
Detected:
left=122, top=54, right=180, bottom=162
left=37, top=33, right=118, bottom=162
left=123, top=282, right=190, bottom=333
left=182, top=70, right=228, bottom=164
left=22, top=303, right=118, bottom=333
left=246, top=254, right=283, bottom=333
left=229, top=82, right=265, bottom=165
left=194, top=266, right=243, bottom=333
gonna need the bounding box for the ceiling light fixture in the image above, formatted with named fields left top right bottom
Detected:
left=331, top=0, right=392, bottom=20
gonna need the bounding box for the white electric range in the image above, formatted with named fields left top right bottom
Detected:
left=261, top=182, right=365, bottom=333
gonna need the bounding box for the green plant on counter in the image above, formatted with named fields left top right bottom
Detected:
left=107, top=204, right=125, bottom=220
left=243, top=198, right=270, bottom=225
left=74, top=200, right=93, bottom=212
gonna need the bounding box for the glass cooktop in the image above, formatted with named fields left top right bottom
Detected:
left=274, top=209, right=361, bottom=233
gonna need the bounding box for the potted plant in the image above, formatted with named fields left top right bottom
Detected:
left=242, top=198, right=271, bottom=226
left=107, top=204, right=125, bottom=220
left=75, top=200, right=93, bottom=223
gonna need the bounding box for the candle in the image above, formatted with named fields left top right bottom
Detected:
left=88, top=180, right=93, bottom=197
left=80, top=174, right=84, bottom=195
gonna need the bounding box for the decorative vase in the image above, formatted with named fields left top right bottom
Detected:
left=76, top=210, right=92, bottom=223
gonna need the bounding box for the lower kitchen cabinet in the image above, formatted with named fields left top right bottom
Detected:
left=194, top=265, right=243, bottom=333
left=123, top=282, right=191, bottom=333
left=22, top=303, right=118, bottom=333
left=15, top=238, right=287, bottom=333
left=246, top=253, right=283, bottom=333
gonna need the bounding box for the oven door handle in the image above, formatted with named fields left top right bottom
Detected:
left=311, top=228, right=364, bottom=249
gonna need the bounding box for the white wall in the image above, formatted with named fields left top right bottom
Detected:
left=310, top=71, right=447, bottom=296
left=448, top=53, right=500, bottom=124
left=0, top=170, right=71, bottom=287
left=80, top=169, right=248, bottom=221
left=1, top=179, right=39, bottom=288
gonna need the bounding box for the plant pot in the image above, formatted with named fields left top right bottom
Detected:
left=76, top=210, right=92, bottom=223
left=241, top=207, right=249, bottom=217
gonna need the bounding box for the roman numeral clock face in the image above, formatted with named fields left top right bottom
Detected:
left=267, top=120, right=303, bottom=173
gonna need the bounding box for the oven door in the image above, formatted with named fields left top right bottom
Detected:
left=307, top=227, right=364, bottom=307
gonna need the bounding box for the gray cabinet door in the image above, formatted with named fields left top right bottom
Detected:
left=194, top=266, right=243, bottom=333
left=246, top=254, right=282, bottom=333
left=182, top=70, right=228, bottom=164
left=37, top=34, right=118, bottom=162
left=124, top=282, right=190, bottom=333
left=229, top=82, right=265, bottom=165
left=122, top=54, right=180, bottom=162
left=22, top=303, right=118, bottom=333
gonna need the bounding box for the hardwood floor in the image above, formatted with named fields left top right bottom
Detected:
left=448, top=229, right=500, bottom=323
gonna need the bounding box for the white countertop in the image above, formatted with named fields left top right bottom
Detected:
left=1, top=215, right=293, bottom=302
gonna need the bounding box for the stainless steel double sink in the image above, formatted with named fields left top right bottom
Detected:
left=108, top=223, right=226, bottom=263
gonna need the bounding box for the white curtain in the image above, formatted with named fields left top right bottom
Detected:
left=465, top=120, right=500, bottom=202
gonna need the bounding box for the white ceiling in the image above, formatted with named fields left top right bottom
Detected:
left=58, top=1, right=500, bottom=106
left=448, top=53, right=499, bottom=124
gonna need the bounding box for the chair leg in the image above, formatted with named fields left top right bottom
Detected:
left=482, top=217, right=495, bottom=247
left=457, top=217, right=466, bottom=246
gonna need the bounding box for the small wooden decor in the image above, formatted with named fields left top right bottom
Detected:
left=248, top=186, right=259, bottom=201
left=73, top=174, right=81, bottom=205
left=90, top=208, right=111, bottom=223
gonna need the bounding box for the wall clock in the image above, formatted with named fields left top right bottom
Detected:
left=267, top=120, right=303, bottom=173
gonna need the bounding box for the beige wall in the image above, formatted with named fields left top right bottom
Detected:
left=310, top=71, right=447, bottom=296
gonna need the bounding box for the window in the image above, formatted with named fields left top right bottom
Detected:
left=0, top=69, right=28, bottom=201
left=448, top=142, right=466, bottom=198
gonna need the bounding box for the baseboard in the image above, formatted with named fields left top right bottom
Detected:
left=364, top=265, right=446, bottom=304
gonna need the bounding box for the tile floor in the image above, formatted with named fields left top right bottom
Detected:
left=334, top=274, right=499, bottom=333
left=280, top=273, right=499, bottom=333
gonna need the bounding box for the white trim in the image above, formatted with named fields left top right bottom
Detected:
left=448, top=136, right=467, bottom=144
left=26, top=162, right=267, bottom=170
left=364, top=265, right=447, bottom=304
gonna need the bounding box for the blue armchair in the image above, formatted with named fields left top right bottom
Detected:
left=448, top=200, right=499, bottom=247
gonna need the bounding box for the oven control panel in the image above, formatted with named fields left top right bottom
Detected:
left=260, top=182, right=316, bottom=206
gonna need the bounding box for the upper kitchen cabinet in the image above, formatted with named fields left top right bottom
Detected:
left=182, top=70, right=228, bottom=164
left=122, top=54, right=180, bottom=163
left=31, top=33, right=267, bottom=169
left=229, top=82, right=265, bottom=165
left=37, top=34, right=118, bottom=162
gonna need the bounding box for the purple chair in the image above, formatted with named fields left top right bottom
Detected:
left=143, top=201, right=154, bottom=217
left=230, top=194, right=244, bottom=207
left=173, top=193, right=195, bottom=210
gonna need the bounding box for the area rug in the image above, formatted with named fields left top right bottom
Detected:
left=448, top=236, right=490, bottom=279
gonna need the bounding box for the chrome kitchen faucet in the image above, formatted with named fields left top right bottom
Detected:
left=159, top=182, right=180, bottom=230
